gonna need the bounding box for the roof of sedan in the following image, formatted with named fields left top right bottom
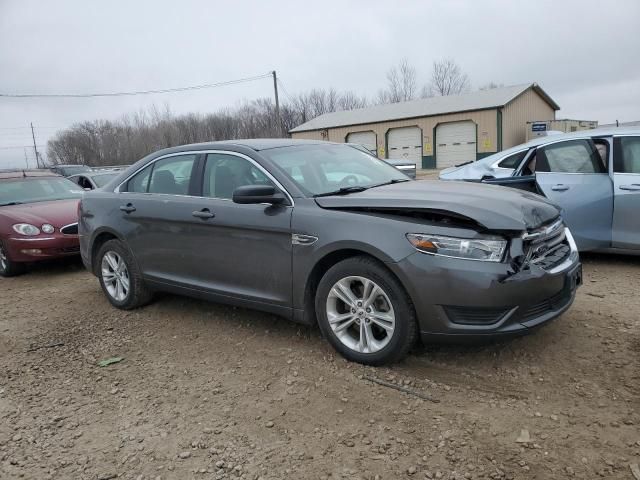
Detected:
left=177, top=138, right=335, bottom=151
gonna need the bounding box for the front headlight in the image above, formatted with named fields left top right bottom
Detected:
left=406, top=233, right=507, bottom=262
left=13, top=223, right=41, bottom=236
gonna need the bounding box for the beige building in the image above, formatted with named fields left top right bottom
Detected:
left=290, top=83, right=560, bottom=169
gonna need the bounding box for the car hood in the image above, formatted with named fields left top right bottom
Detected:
left=314, top=180, right=560, bottom=231
left=0, top=199, right=79, bottom=229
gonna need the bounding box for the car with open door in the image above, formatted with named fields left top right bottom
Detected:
left=440, top=128, right=640, bottom=254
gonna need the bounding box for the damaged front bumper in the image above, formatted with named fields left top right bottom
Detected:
left=392, top=228, right=582, bottom=340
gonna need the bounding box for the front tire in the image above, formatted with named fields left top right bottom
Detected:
left=315, top=256, right=417, bottom=365
left=97, top=239, right=152, bottom=309
left=0, top=241, right=25, bottom=277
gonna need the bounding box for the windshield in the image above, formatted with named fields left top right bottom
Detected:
left=0, top=177, right=84, bottom=206
left=92, top=173, right=117, bottom=187
left=263, top=144, right=408, bottom=196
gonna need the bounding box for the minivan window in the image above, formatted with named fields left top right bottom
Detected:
left=615, top=136, right=640, bottom=174
left=203, top=154, right=273, bottom=200
left=537, top=139, right=605, bottom=173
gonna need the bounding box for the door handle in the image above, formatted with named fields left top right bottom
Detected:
left=551, top=184, right=569, bottom=191
left=119, top=203, right=136, bottom=213
left=619, top=184, right=640, bottom=191
left=192, top=208, right=215, bottom=219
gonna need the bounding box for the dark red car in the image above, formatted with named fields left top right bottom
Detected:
left=0, top=170, right=84, bottom=276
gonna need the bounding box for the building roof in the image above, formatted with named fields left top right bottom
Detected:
left=290, top=83, right=559, bottom=133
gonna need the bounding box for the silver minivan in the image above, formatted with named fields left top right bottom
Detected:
left=440, top=128, right=640, bottom=253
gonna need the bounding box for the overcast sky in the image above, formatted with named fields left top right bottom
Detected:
left=1, top=0, right=639, bottom=168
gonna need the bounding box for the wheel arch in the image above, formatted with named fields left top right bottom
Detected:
left=301, top=247, right=409, bottom=326
left=89, top=228, right=124, bottom=275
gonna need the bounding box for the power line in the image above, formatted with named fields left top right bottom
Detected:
left=0, top=73, right=273, bottom=98
left=277, top=78, right=294, bottom=104
left=0, top=144, right=46, bottom=150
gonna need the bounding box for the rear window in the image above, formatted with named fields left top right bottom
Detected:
left=0, top=177, right=83, bottom=206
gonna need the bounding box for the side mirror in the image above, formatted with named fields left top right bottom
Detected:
left=232, top=185, right=286, bottom=205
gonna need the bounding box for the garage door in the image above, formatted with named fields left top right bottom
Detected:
left=346, top=131, right=377, bottom=155
left=435, top=121, right=476, bottom=168
left=387, top=127, right=422, bottom=163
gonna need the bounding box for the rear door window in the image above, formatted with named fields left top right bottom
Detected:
left=126, top=165, right=152, bottom=193
left=537, top=139, right=606, bottom=173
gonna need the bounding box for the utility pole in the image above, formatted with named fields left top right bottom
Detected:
left=272, top=70, right=282, bottom=137
left=23, top=148, right=29, bottom=169
left=30, top=122, right=41, bottom=169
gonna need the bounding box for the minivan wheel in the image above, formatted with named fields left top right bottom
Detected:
left=315, top=256, right=417, bottom=365
left=0, top=241, right=25, bottom=277
left=97, top=239, right=151, bottom=309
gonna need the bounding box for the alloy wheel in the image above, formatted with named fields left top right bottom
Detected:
left=0, top=245, right=7, bottom=272
left=326, top=276, right=395, bottom=354
left=101, top=251, right=130, bottom=302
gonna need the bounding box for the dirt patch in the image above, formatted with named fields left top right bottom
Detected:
left=1, top=254, right=639, bottom=479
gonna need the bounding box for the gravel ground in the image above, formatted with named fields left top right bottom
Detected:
left=1, top=254, right=639, bottom=480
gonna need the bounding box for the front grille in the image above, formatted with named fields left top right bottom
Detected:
left=444, top=306, right=511, bottom=325
left=522, top=288, right=571, bottom=321
left=522, top=219, right=570, bottom=270
left=60, top=223, right=78, bottom=235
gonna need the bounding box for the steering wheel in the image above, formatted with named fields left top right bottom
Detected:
left=340, top=175, right=359, bottom=186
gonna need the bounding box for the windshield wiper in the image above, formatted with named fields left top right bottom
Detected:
left=313, top=186, right=370, bottom=198
left=368, top=178, right=411, bottom=189
left=0, top=201, right=22, bottom=206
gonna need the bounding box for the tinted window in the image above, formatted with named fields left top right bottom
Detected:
left=127, top=165, right=152, bottom=193
left=615, top=136, right=640, bottom=174
left=497, top=150, right=527, bottom=169
left=148, top=155, right=196, bottom=195
left=203, top=154, right=273, bottom=200
left=537, top=140, right=605, bottom=173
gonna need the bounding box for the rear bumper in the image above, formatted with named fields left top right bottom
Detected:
left=4, top=234, right=80, bottom=263
left=391, top=229, right=582, bottom=340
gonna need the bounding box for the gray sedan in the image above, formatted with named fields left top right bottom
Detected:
left=79, top=140, right=581, bottom=365
left=440, top=128, right=640, bottom=253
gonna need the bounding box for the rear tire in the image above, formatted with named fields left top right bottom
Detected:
left=0, top=241, right=25, bottom=277
left=97, top=239, right=152, bottom=309
left=315, top=256, right=417, bottom=365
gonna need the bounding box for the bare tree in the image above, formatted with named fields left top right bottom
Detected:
left=47, top=87, right=372, bottom=166
left=422, top=58, right=470, bottom=97
left=378, top=58, right=417, bottom=103
left=479, top=82, right=504, bottom=90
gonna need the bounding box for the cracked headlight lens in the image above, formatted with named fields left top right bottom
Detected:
left=406, top=233, right=507, bottom=262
